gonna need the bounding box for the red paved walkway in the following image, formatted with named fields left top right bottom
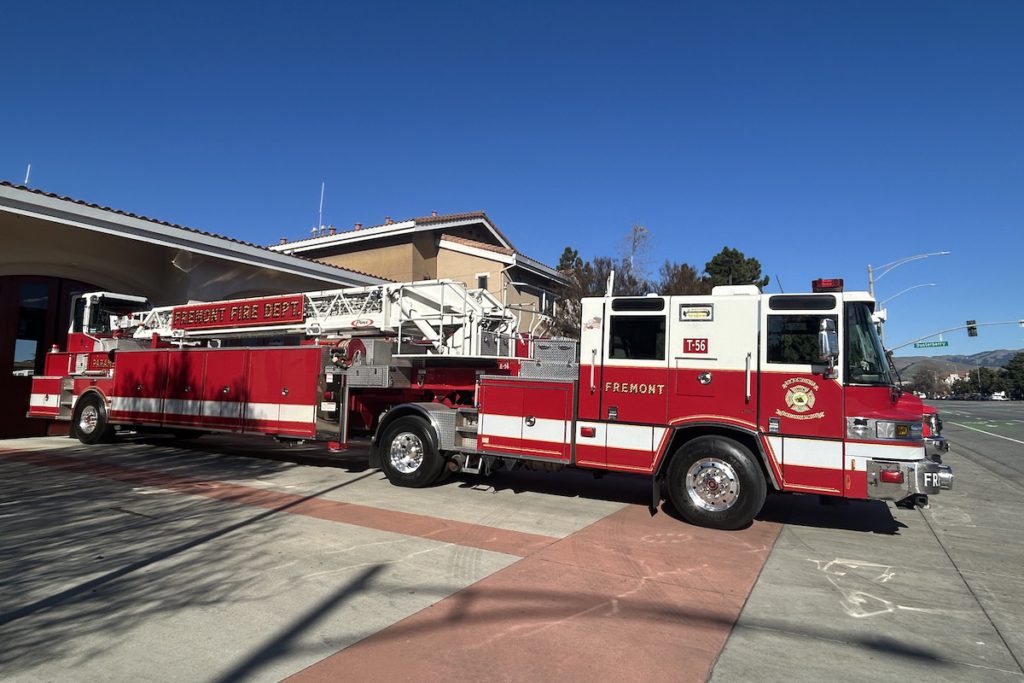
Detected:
left=288, top=505, right=780, bottom=683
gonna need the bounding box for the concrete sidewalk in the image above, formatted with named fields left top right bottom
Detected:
left=712, top=444, right=1024, bottom=681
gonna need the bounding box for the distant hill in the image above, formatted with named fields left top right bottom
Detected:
left=892, top=349, right=1022, bottom=377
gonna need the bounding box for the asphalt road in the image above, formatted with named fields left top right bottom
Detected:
left=935, top=400, right=1024, bottom=488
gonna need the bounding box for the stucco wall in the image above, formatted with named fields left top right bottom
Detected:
left=319, top=242, right=419, bottom=282
left=436, top=249, right=503, bottom=293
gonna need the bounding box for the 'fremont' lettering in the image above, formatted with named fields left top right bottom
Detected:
left=604, top=382, right=666, bottom=395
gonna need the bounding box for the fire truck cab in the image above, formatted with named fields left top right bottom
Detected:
left=369, top=279, right=953, bottom=529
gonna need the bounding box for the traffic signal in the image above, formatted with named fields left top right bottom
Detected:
left=967, top=320, right=978, bottom=337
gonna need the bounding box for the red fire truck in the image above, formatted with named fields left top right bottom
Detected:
left=28, top=278, right=953, bottom=529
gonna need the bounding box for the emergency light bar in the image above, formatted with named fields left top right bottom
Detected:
left=812, top=278, right=844, bottom=293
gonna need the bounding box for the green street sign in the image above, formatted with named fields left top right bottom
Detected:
left=914, top=341, right=950, bottom=348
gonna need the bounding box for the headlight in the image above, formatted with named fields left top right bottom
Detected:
left=875, top=421, right=922, bottom=440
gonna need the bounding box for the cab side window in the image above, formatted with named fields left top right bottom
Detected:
left=608, top=315, right=665, bottom=361
left=767, top=314, right=836, bottom=365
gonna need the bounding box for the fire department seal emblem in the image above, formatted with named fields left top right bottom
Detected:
left=776, top=377, right=825, bottom=421
left=784, top=384, right=815, bottom=413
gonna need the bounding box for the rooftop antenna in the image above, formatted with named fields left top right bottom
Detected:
left=775, top=274, right=784, bottom=293
left=23, top=164, right=31, bottom=186
left=318, top=181, right=325, bottom=235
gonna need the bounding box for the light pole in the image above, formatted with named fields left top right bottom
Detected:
left=875, top=283, right=937, bottom=344
left=879, top=283, right=937, bottom=307
left=867, top=251, right=951, bottom=297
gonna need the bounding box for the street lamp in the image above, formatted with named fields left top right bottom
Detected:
left=875, top=283, right=938, bottom=344
left=867, top=251, right=951, bottom=297
left=879, top=283, right=937, bottom=307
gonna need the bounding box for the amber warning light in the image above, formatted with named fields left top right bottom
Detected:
left=812, top=278, right=844, bottom=293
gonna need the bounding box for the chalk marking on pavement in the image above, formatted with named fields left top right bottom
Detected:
left=947, top=421, right=1024, bottom=446
left=809, top=558, right=945, bottom=619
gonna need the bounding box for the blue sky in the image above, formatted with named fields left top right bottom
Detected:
left=3, top=1, right=1022, bottom=357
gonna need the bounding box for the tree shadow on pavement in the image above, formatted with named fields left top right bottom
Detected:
left=0, top=457, right=373, bottom=677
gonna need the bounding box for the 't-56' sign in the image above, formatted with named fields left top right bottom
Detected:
left=683, top=338, right=709, bottom=354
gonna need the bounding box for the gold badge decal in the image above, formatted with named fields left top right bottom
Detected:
left=776, top=378, right=826, bottom=421
left=785, top=384, right=815, bottom=413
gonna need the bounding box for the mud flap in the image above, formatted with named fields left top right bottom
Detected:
left=650, top=476, right=661, bottom=516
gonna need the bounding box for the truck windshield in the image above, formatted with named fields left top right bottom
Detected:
left=845, top=302, right=893, bottom=386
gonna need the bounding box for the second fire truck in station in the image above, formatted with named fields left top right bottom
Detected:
left=28, top=277, right=953, bottom=529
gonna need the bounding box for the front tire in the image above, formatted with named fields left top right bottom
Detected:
left=379, top=416, right=445, bottom=487
left=666, top=435, right=766, bottom=530
left=71, top=393, right=114, bottom=445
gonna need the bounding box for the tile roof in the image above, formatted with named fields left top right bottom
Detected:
left=413, top=210, right=490, bottom=225
left=440, top=235, right=516, bottom=256
left=0, top=180, right=390, bottom=282
left=278, top=210, right=516, bottom=251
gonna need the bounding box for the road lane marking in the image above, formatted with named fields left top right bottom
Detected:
left=947, top=422, right=1024, bottom=446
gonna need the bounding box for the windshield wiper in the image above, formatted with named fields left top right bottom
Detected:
left=885, top=350, right=903, bottom=401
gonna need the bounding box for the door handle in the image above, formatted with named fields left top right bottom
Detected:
left=745, top=352, right=752, bottom=403
left=589, top=349, right=597, bottom=393
left=525, top=416, right=536, bottom=427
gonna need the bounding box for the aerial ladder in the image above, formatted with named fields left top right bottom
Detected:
left=115, top=279, right=525, bottom=358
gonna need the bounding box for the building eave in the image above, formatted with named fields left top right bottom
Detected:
left=0, top=183, right=389, bottom=287
left=438, top=237, right=515, bottom=265
left=272, top=213, right=513, bottom=254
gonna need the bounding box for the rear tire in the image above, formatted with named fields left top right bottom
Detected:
left=71, top=393, right=114, bottom=445
left=666, top=435, right=766, bottom=530
left=379, top=416, right=445, bottom=487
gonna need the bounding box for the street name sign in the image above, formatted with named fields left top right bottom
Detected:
left=914, top=341, right=950, bottom=348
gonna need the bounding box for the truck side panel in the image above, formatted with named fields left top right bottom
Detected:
left=477, top=377, right=573, bottom=462
left=200, top=349, right=247, bottom=431
left=163, top=349, right=206, bottom=427
left=111, top=350, right=168, bottom=423
left=247, top=347, right=319, bottom=438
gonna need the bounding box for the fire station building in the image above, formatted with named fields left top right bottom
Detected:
left=0, top=181, right=387, bottom=438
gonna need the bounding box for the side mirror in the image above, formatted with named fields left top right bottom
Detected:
left=819, top=319, right=839, bottom=379
left=818, top=318, right=839, bottom=360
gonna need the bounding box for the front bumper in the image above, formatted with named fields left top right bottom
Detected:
left=867, top=458, right=954, bottom=501
left=925, top=435, right=949, bottom=463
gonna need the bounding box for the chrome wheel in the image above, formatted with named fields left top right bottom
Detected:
left=78, top=404, right=99, bottom=435
left=389, top=431, right=425, bottom=474
left=686, top=457, right=740, bottom=512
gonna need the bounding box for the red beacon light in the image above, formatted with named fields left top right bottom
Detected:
left=812, top=278, right=844, bottom=293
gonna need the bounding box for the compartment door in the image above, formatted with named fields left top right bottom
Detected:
left=478, top=379, right=572, bottom=462
left=111, top=350, right=167, bottom=422
left=163, top=350, right=206, bottom=427
left=200, top=349, right=247, bottom=431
